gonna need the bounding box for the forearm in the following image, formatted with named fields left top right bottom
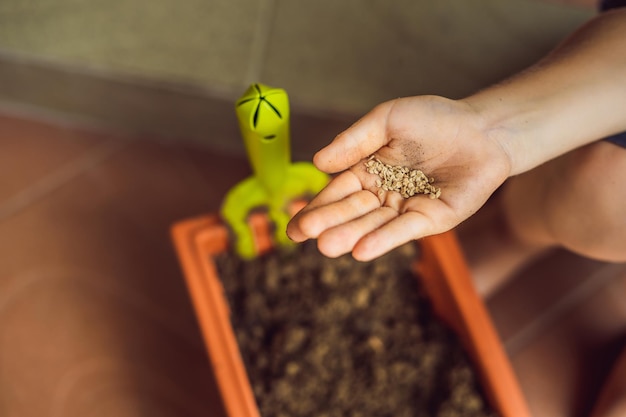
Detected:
left=464, top=8, right=626, bottom=176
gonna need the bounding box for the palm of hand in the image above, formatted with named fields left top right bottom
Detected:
left=287, top=96, right=511, bottom=261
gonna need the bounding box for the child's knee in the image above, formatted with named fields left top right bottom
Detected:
left=544, top=142, right=626, bottom=261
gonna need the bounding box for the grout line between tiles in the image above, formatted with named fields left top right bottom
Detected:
left=0, top=139, right=133, bottom=223
left=504, top=263, right=626, bottom=357
left=244, top=0, right=276, bottom=85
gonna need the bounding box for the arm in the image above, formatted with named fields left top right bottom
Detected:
left=466, top=8, right=626, bottom=175
left=287, top=9, right=626, bottom=260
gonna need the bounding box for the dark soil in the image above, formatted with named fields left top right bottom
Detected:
left=216, top=241, right=497, bottom=417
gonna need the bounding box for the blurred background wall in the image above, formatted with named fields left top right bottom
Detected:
left=0, top=0, right=593, bottom=157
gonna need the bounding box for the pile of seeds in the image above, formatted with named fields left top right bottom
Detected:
left=365, top=155, right=442, bottom=199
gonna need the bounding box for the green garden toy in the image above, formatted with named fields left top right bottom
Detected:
left=221, top=83, right=329, bottom=259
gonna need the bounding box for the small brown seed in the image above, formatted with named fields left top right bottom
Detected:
left=364, top=156, right=441, bottom=199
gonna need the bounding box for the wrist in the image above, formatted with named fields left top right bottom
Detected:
left=462, top=94, right=538, bottom=177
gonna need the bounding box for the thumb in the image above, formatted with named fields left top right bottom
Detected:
left=313, top=101, right=394, bottom=173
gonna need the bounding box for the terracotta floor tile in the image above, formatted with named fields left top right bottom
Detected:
left=510, top=267, right=626, bottom=417
left=487, top=250, right=607, bottom=350
left=0, top=114, right=117, bottom=203
left=0, top=133, right=250, bottom=416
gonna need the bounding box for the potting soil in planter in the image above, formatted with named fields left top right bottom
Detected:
left=216, top=240, right=497, bottom=417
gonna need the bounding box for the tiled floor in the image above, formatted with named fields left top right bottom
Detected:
left=491, top=252, right=626, bottom=417
left=1, top=112, right=625, bottom=417
left=0, top=113, right=246, bottom=417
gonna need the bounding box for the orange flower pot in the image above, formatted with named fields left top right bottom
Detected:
left=170, top=213, right=531, bottom=417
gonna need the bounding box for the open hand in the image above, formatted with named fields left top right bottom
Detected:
left=287, top=95, right=512, bottom=261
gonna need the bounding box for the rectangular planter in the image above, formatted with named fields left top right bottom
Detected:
left=171, top=213, right=531, bottom=417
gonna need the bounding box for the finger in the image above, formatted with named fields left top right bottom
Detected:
left=352, top=211, right=439, bottom=261
left=287, top=171, right=363, bottom=242
left=295, top=190, right=380, bottom=240
left=303, top=170, right=363, bottom=211
left=317, top=206, right=398, bottom=258
left=313, top=101, right=394, bottom=173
